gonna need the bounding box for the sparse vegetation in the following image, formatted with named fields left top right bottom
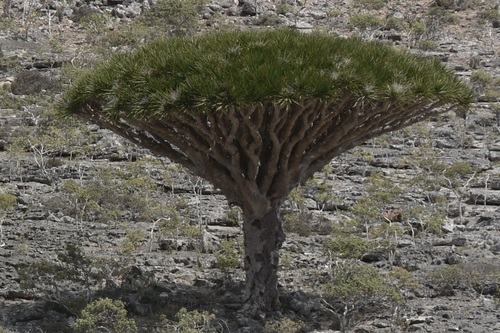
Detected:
left=141, top=0, right=206, bottom=35
left=478, top=8, right=500, bottom=24
left=18, top=243, right=121, bottom=309
left=323, top=261, right=404, bottom=333
left=0, top=2, right=498, bottom=332
left=221, top=206, right=242, bottom=226
left=0, top=191, right=16, bottom=247
left=349, top=14, right=383, bottom=31
left=72, top=298, right=138, bottom=333
left=159, top=308, right=221, bottom=333
left=353, top=0, right=388, bottom=10
left=215, top=238, right=241, bottom=273
left=264, top=318, right=306, bottom=333
left=11, top=70, right=59, bottom=95
left=324, top=236, right=374, bottom=259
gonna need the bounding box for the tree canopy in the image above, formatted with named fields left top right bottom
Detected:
left=65, top=29, right=471, bottom=112
left=61, top=29, right=472, bottom=219
left=60, top=29, right=473, bottom=314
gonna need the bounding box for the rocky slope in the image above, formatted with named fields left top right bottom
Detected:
left=0, top=0, right=500, bottom=332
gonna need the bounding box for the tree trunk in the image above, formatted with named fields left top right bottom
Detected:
left=241, top=205, right=286, bottom=316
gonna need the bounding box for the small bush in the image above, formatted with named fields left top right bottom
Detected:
left=276, top=4, right=292, bottom=15
left=427, top=261, right=500, bottom=296
left=221, top=206, right=241, bottom=226
left=427, top=7, right=460, bottom=25
left=254, top=12, right=285, bottom=26
left=353, top=0, right=388, bottom=10
left=443, top=161, right=473, bottom=180
left=388, top=266, right=419, bottom=290
left=349, top=14, right=382, bottom=30
left=323, top=236, right=374, bottom=259
left=427, top=264, right=476, bottom=296
left=71, top=5, right=101, bottom=24
left=72, top=298, right=138, bottom=333
left=264, top=318, right=305, bottom=333
left=120, top=229, right=146, bottom=256
left=324, top=261, right=404, bottom=332
left=282, top=211, right=312, bottom=236
left=160, top=307, right=219, bottom=333
left=478, top=8, right=500, bottom=22
left=11, top=70, right=57, bottom=95
left=141, top=0, right=206, bottom=35
left=104, top=23, right=158, bottom=48
left=418, top=39, right=439, bottom=51
left=423, top=210, right=446, bottom=236
left=384, top=16, right=405, bottom=30
left=215, top=238, right=241, bottom=271
left=471, top=70, right=494, bottom=93
left=435, top=0, right=474, bottom=10
left=18, top=243, right=120, bottom=308
left=0, top=192, right=16, bottom=212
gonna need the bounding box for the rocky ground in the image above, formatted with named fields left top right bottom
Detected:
left=0, top=0, right=500, bottom=332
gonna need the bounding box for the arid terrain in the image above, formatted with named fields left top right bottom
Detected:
left=0, top=0, right=499, bottom=332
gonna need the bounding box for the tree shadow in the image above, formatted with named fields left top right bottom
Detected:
left=2, top=263, right=341, bottom=333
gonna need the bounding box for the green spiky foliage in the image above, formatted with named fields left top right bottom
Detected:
left=60, top=29, right=473, bottom=314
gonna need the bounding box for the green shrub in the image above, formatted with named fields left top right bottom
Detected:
left=418, top=39, right=439, bottom=51
left=97, top=22, right=155, bottom=49
left=471, top=70, right=494, bottom=92
left=427, top=264, right=476, bottom=295
left=349, top=14, right=382, bottom=30
left=324, top=236, right=374, bottom=259
left=471, top=70, right=494, bottom=84
left=478, top=9, right=500, bottom=24
left=18, top=244, right=120, bottom=309
left=120, top=228, right=146, bottom=256
left=264, top=318, right=305, bottom=333
left=282, top=211, right=312, bottom=236
left=443, top=161, right=473, bottom=180
left=283, top=186, right=312, bottom=236
left=327, top=9, right=341, bottom=18
left=427, top=261, right=500, bottom=296
left=427, top=7, right=460, bottom=25
left=409, top=20, right=427, bottom=39
left=162, top=307, right=219, bottom=333
left=221, top=206, right=241, bottom=226
left=388, top=266, right=419, bottom=290
left=141, top=0, right=206, bottom=35
left=72, top=298, right=138, bottom=333
left=422, top=6, right=459, bottom=40
left=324, top=261, right=404, bottom=332
left=384, top=16, right=405, bottom=30
left=353, top=0, right=388, bottom=10
left=215, top=238, right=241, bottom=272
left=276, top=4, right=292, bottom=15
left=0, top=192, right=16, bottom=212
left=61, top=163, right=170, bottom=225
left=423, top=210, right=446, bottom=236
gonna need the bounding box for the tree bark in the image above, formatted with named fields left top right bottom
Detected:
left=241, top=205, right=286, bottom=317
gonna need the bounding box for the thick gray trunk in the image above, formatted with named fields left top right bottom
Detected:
left=241, top=205, right=286, bottom=316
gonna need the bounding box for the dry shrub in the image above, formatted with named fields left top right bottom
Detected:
left=11, top=70, right=57, bottom=95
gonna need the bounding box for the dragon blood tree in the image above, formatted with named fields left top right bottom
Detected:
left=60, top=29, right=473, bottom=315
